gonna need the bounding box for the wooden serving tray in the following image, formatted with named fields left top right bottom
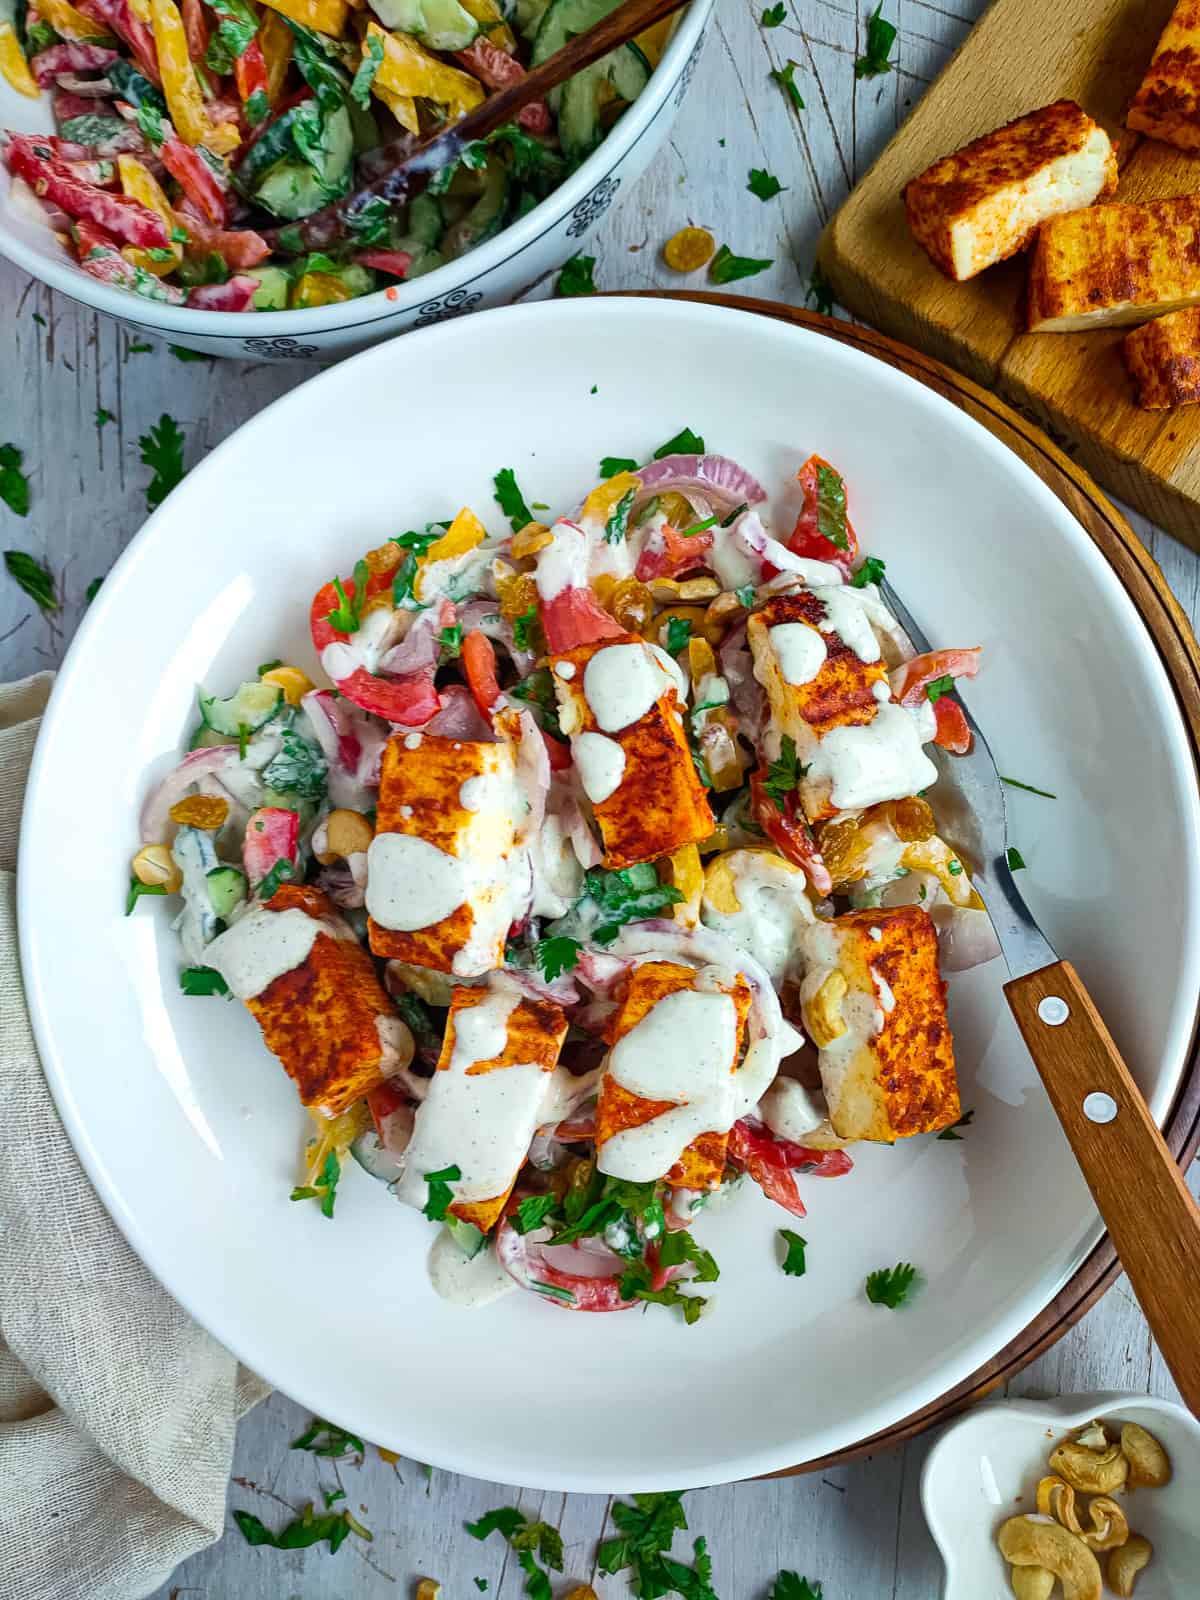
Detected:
left=621, top=291, right=1200, bottom=1472
left=815, top=0, right=1200, bottom=551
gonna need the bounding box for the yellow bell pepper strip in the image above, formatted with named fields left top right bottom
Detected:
left=291, top=271, right=356, bottom=308
left=367, top=21, right=484, bottom=121
left=34, top=0, right=115, bottom=40
left=581, top=470, right=641, bottom=527
left=664, top=843, right=703, bottom=927
left=127, top=0, right=152, bottom=21
left=117, top=153, right=184, bottom=275
left=458, top=0, right=515, bottom=53
left=413, top=506, right=487, bottom=600
left=633, top=12, right=676, bottom=66
left=258, top=7, right=292, bottom=104
left=256, top=0, right=348, bottom=39
left=0, top=22, right=40, bottom=96
left=150, top=0, right=238, bottom=150
left=371, top=79, right=419, bottom=134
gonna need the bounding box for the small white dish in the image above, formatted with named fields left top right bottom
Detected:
left=922, top=1391, right=1200, bottom=1598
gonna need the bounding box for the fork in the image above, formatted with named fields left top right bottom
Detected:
left=882, top=579, right=1200, bottom=1416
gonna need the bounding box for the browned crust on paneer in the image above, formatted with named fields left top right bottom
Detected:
left=830, top=906, right=958, bottom=1140
left=247, top=883, right=393, bottom=1114
left=595, top=960, right=751, bottom=1189
left=755, top=591, right=887, bottom=737
left=438, top=986, right=568, bottom=1231
left=552, top=637, right=713, bottom=871
left=903, top=100, right=1116, bottom=281
left=1128, top=1, right=1200, bottom=152
left=1027, top=195, right=1200, bottom=331
left=1123, top=306, right=1200, bottom=408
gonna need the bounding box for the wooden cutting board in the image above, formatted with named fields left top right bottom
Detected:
left=816, top=0, right=1200, bottom=549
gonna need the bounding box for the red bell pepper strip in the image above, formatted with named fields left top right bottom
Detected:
left=454, top=39, right=550, bottom=132
left=367, top=1079, right=410, bottom=1136
left=931, top=695, right=971, bottom=754
left=462, top=629, right=502, bottom=719
left=728, top=1119, right=851, bottom=1219
left=635, top=520, right=715, bottom=582
left=310, top=568, right=442, bottom=726
left=7, top=136, right=170, bottom=246
left=180, top=0, right=209, bottom=58
left=357, top=248, right=412, bottom=278
left=542, top=729, right=572, bottom=771
left=233, top=35, right=268, bottom=112
left=187, top=274, right=258, bottom=310
left=30, top=41, right=119, bottom=84
left=891, top=646, right=981, bottom=707
left=161, top=133, right=229, bottom=224
left=243, top=806, right=300, bottom=890
left=541, top=587, right=624, bottom=655
left=785, top=453, right=858, bottom=577
left=175, top=200, right=269, bottom=267
left=748, top=769, right=832, bottom=896
left=77, top=0, right=161, bottom=82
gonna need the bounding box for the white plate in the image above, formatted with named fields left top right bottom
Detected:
left=19, top=298, right=1200, bottom=1491
left=922, top=1392, right=1200, bottom=1597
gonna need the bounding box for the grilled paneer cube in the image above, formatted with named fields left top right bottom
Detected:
left=595, top=959, right=752, bottom=1189
left=747, top=589, right=936, bottom=822
left=1128, top=1, right=1200, bottom=152
left=366, top=731, right=528, bottom=976
left=1124, top=306, right=1200, bottom=408
left=1027, top=195, right=1200, bottom=330
left=551, top=634, right=713, bottom=870
left=394, top=977, right=569, bottom=1232
left=903, top=100, right=1117, bottom=282
left=206, top=883, right=411, bottom=1114
left=796, top=905, right=958, bottom=1142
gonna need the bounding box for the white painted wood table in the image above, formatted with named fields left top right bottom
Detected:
left=3, top=0, right=1198, bottom=1593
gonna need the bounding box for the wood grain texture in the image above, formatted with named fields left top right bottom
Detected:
left=818, top=0, right=1200, bottom=551
left=2, top=0, right=1198, bottom=1594
left=1006, top=958, right=1200, bottom=1416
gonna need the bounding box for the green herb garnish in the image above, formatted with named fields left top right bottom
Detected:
left=771, top=59, right=804, bottom=111
left=349, top=30, right=383, bottom=106
left=735, top=583, right=756, bottom=609
left=290, top=1416, right=365, bottom=1457
left=805, top=262, right=834, bottom=315
left=814, top=462, right=848, bottom=551
left=233, top=1504, right=368, bottom=1554
left=494, top=466, right=534, bottom=532
left=779, top=1228, right=807, bottom=1276
left=925, top=673, right=954, bottom=703
left=584, top=861, right=684, bottom=943
left=1000, top=775, right=1057, bottom=799
left=535, top=934, right=581, bottom=981
left=854, top=2, right=897, bottom=77
left=1006, top=845, right=1027, bottom=871
left=289, top=1147, right=341, bottom=1219
left=748, top=167, right=785, bottom=200
left=761, top=1, right=785, bottom=21
left=763, top=734, right=807, bottom=811
left=709, top=244, right=773, bottom=284
left=512, top=604, right=540, bottom=652
left=257, top=856, right=296, bottom=900
left=170, top=345, right=211, bottom=362
left=138, top=414, right=186, bottom=510
left=557, top=252, right=597, bottom=296
left=654, top=426, right=705, bottom=459
left=85, top=576, right=104, bottom=604
left=422, top=1163, right=462, bottom=1221
left=0, top=444, right=31, bottom=518
left=665, top=615, right=693, bottom=654
left=4, top=549, right=56, bottom=611
left=511, top=1193, right=560, bottom=1235
left=179, top=965, right=229, bottom=996
left=865, top=1261, right=918, bottom=1309
left=600, top=455, right=638, bottom=477
left=851, top=555, right=885, bottom=588
left=604, top=486, right=636, bottom=544
left=95, top=408, right=115, bottom=428
left=323, top=1487, right=346, bottom=1508
left=438, top=623, right=463, bottom=660
left=772, top=1575, right=824, bottom=1600
left=125, top=876, right=167, bottom=915
left=936, top=1108, right=974, bottom=1141
left=598, top=1493, right=717, bottom=1597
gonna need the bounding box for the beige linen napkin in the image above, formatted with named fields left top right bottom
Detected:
left=0, top=674, right=269, bottom=1600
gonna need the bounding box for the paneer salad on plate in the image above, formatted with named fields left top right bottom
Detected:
left=131, top=436, right=996, bottom=1320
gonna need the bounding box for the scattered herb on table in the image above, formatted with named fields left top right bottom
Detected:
left=805, top=262, right=835, bottom=316
left=772, top=1576, right=824, bottom=1600
left=95, top=407, right=115, bottom=428
left=1000, top=775, right=1057, bottom=799
left=494, top=467, right=534, bottom=531
left=557, top=253, right=597, bottom=296
left=1006, top=845, right=1027, bottom=871
left=854, top=2, right=897, bottom=77
left=0, top=444, right=31, bottom=517
left=937, top=1109, right=974, bottom=1142
left=138, top=414, right=186, bottom=510
left=779, top=1228, right=807, bottom=1276
left=761, top=1, right=786, bottom=22
left=323, top=1487, right=346, bottom=1507
left=290, top=1416, right=365, bottom=1459
left=233, top=1503, right=370, bottom=1554
left=127, top=340, right=153, bottom=353
left=170, top=345, right=212, bottom=362
left=32, top=312, right=46, bottom=326
left=598, top=1492, right=718, bottom=1599
left=654, top=426, right=705, bottom=458
left=466, top=1507, right=563, bottom=1600
left=4, top=549, right=56, bottom=611
left=865, top=1261, right=918, bottom=1309
left=290, top=1147, right=341, bottom=1219
left=710, top=245, right=773, bottom=283
left=85, top=576, right=104, bottom=604
left=748, top=167, right=785, bottom=200
left=771, top=59, right=804, bottom=112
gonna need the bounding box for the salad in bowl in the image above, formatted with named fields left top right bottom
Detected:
left=130, top=436, right=994, bottom=1321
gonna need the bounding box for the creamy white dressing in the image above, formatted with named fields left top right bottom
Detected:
left=809, top=585, right=882, bottom=663
left=459, top=775, right=487, bottom=812
left=528, top=805, right=585, bottom=919
left=769, top=622, right=828, bottom=685
left=648, top=642, right=688, bottom=703
left=758, top=1078, right=827, bottom=1142
left=700, top=850, right=816, bottom=985
left=365, top=833, right=468, bottom=930
left=403, top=732, right=422, bottom=750
left=573, top=731, right=626, bottom=804
left=873, top=970, right=897, bottom=1013
left=583, top=642, right=670, bottom=733
left=554, top=661, right=576, bottom=680
left=598, top=987, right=739, bottom=1182
left=207, top=905, right=324, bottom=1000
left=809, top=703, right=939, bottom=811
left=535, top=521, right=588, bottom=601
left=321, top=605, right=400, bottom=682
left=427, top=1230, right=516, bottom=1307
left=395, top=980, right=556, bottom=1209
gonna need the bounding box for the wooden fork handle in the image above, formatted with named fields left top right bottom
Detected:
left=1005, top=959, right=1200, bottom=1416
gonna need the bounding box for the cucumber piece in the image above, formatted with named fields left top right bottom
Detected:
left=198, top=681, right=282, bottom=737
left=404, top=192, right=444, bottom=249
left=237, top=102, right=309, bottom=193
left=189, top=722, right=235, bottom=750
left=207, top=866, right=248, bottom=918
left=243, top=265, right=291, bottom=311
left=515, top=0, right=549, bottom=38
left=442, top=157, right=510, bottom=258
left=367, top=0, right=478, bottom=51
left=557, top=41, right=649, bottom=162
left=349, top=1129, right=406, bottom=1185
left=250, top=103, right=354, bottom=221
left=59, top=112, right=127, bottom=145
left=531, top=0, right=621, bottom=64
left=445, top=1216, right=487, bottom=1259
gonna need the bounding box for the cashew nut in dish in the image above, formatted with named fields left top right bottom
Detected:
left=1120, top=1422, right=1172, bottom=1488
left=1075, top=1420, right=1109, bottom=1451
left=1079, top=1495, right=1129, bottom=1552
left=996, top=1515, right=1102, bottom=1600
left=803, top=970, right=848, bottom=1046
left=1010, top=1566, right=1055, bottom=1600
left=1107, top=1534, right=1153, bottom=1596
left=1036, top=1474, right=1083, bottom=1534
left=313, top=807, right=374, bottom=865
left=1049, top=1435, right=1129, bottom=1495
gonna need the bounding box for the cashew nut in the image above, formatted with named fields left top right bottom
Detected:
left=803, top=970, right=848, bottom=1047
left=415, top=1580, right=441, bottom=1600
left=1120, top=1422, right=1172, bottom=1488
left=313, top=808, right=374, bottom=865
left=1080, top=1495, right=1128, bottom=1552
left=1036, top=1474, right=1083, bottom=1534
left=1075, top=1420, right=1109, bottom=1451
left=1010, top=1567, right=1055, bottom=1600
left=996, top=1515, right=1102, bottom=1600
left=1049, top=1436, right=1129, bottom=1495
left=1107, top=1534, right=1152, bottom=1596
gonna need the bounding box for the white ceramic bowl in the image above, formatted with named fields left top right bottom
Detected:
left=19, top=298, right=1200, bottom=1491
left=0, top=5, right=710, bottom=361
left=922, top=1392, right=1200, bottom=1598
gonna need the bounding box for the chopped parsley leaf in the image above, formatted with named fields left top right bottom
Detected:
left=1006, top=845, right=1027, bottom=871
left=257, top=658, right=282, bottom=675
left=233, top=1505, right=367, bottom=1554
left=257, top=856, right=296, bottom=900
left=125, top=876, right=166, bottom=915
left=289, top=1147, right=341, bottom=1219
left=535, top=934, right=581, bottom=981
left=772, top=1575, right=824, bottom=1600
left=84, top=576, right=104, bottom=604
left=438, top=623, right=463, bottom=660
left=474, top=1582, right=489, bottom=1593
left=32, top=312, right=46, bottom=326
left=170, top=344, right=211, bottom=361
left=664, top=614, right=693, bottom=654
left=512, top=604, right=541, bottom=652
left=127, top=341, right=153, bottom=353
left=494, top=467, right=534, bottom=532
left=179, top=965, right=229, bottom=996
left=557, top=253, right=597, bottom=296
left=805, top=262, right=835, bottom=316
left=509, top=666, right=562, bottom=738
left=709, top=244, right=773, bottom=284
left=748, top=166, right=785, bottom=200
left=290, top=1416, right=366, bottom=1458
left=600, top=455, right=638, bottom=478
left=771, top=59, right=805, bottom=111
left=761, top=1, right=785, bottom=21
left=658, top=1227, right=718, bottom=1281
left=1000, top=775, right=1057, bottom=799
left=619, top=1257, right=709, bottom=1322
left=0, top=444, right=31, bottom=518
left=735, top=583, right=757, bottom=609
left=604, top=486, right=636, bottom=544
left=583, top=862, right=684, bottom=943
left=851, top=555, right=886, bottom=588
left=855, top=2, right=897, bottom=77
left=138, top=413, right=186, bottom=510
left=779, top=1228, right=807, bottom=1276
left=865, top=1261, right=918, bottom=1309
left=323, top=1487, right=346, bottom=1508
left=937, top=1108, right=974, bottom=1141
left=327, top=558, right=370, bottom=632
left=925, top=673, right=955, bottom=703
left=763, top=734, right=807, bottom=811
left=422, top=1163, right=462, bottom=1221
left=815, top=462, right=848, bottom=551
left=4, top=549, right=56, bottom=611
left=349, top=30, right=383, bottom=106
left=95, top=407, right=115, bottom=428
left=511, top=1193, right=560, bottom=1235
left=467, top=1506, right=562, bottom=1599
left=599, top=1492, right=717, bottom=1598
left=653, top=426, right=705, bottom=459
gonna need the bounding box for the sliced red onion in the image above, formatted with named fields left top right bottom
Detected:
left=377, top=604, right=441, bottom=676
left=54, top=74, right=115, bottom=95
left=733, top=509, right=844, bottom=585
left=494, top=1217, right=635, bottom=1311
left=573, top=949, right=629, bottom=997
left=501, top=964, right=580, bottom=1008
left=930, top=903, right=1002, bottom=972
left=526, top=1130, right=570, bottom=1171
left=560, top=787, right=602, bottom=869
left=314, top=858, right=364, bottom=910
left=631, top=454, right=767, bottom=518
left=513, top=707, right=548, bottom=843
left=423, top=683, right=494, bottom=741
left=140, top=746, right=239, bottom=842
left=302, top=689, right=387, bottom=804
left=719, top=626, right=767, bottom=740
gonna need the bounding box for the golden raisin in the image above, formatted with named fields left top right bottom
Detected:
left=608, top=576, right=655, bottom=633
left=658, top=491, right=694, bottom=527
left=498, top=571, right=539, bottom=621
left=365, top=541, right=403, bottom=576
left=815, top=816, right=862, bottom=882
left=512, top=521, right=552, bottom=557
left=169, top=795, right=230, bottom=830
left=889, top=795, right=936, bottom=842
left=663, top=226, right=716, bottom=273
